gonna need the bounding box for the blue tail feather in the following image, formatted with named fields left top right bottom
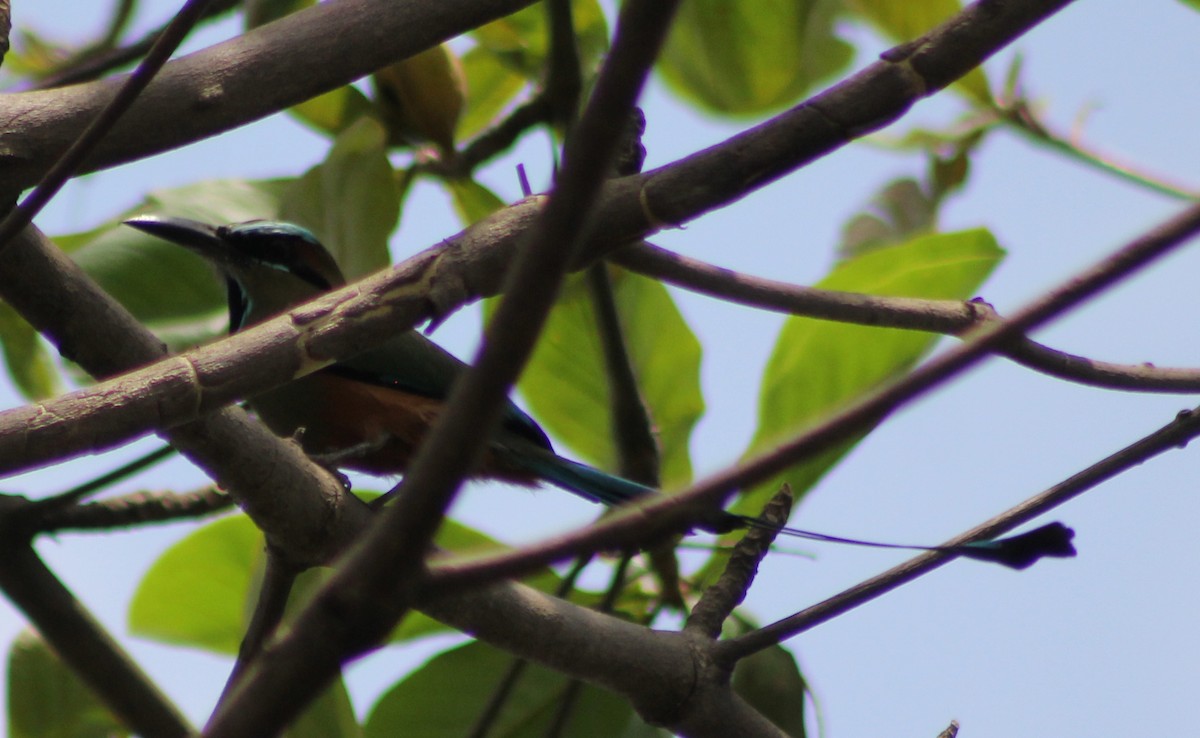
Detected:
left=515, top=453, right=656, bottom=507
left=512, top=452, right=1076, bottom=571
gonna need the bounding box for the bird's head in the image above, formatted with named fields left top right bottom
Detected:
left=125, top=216, right=346, bottom=331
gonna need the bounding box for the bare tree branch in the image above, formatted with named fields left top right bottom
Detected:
left=0, top=0, right=540, bottom=197
left=0, top=0, right=217, bottom=250
left=716, top=401, right=1200, bottom=661
left=686, top=486, right=793, bottom=640
left=34, top=486, right=231, bottom=533
left=615, top=241, right=1200, bottom=392
left=0, top=539, right=192, bottom=736
left=423, top=195, right=1200, bottom=595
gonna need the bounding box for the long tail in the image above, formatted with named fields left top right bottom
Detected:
left=516, top=452, right=1076, bottom=570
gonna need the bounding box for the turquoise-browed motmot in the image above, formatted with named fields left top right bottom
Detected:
left=125, top=216, right=1075, bottom=569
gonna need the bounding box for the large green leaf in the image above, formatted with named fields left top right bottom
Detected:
left=658, top=0, right=852, bottom=116
left=492, top=267, right=704, bottom=488
left=128, top=510, right=571, bottom=652
left=128, top=514, right=262, bottom=655
left=738, top=229, right=1003, bottom=515
left=844, top=0, right=991, bottom=105
left=7, top=630, right=129, bottom=738
left=280, top=117, right=400, bottom=280
left=363, top=641, right=644, bottom=737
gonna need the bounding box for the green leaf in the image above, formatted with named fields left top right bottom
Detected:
left=291, top=87, right=378, bottom=139
left=68, top=228, right=226, bottom=329
left=844, top=0, right=992, bottom=105
left=364, top=641, right=643, bottom=737
left=457, top=46, right=528, bottom=141
left=286, top=677, right=362, bottom=738
left=659, top=0, right=852, bottom=116
left=731, top=645, right=808, bottom=737
left=280, top=117, right=400, bottom=279
left=740, top=230, right=1003, bottom=514
left=128, top=514, right=262, bottom=655
left=446, top=177, right=507, bottom=226
left=129, top=511, right=573, bottom=652
left=0, top=304, right=62, bottom=400
left=473, top=0, right=609, bottom=80
left=491, top=268, right=704, bottom=488
left=372, top=45, right=466, bottom=152
left=7, top=630, right=129, bottom=738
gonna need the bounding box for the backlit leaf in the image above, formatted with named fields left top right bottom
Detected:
left=7, top=631, right=127, bottom=738
left=659, top=0, right=851, bottom=116
left=739, top=230, right=1003, bottom=515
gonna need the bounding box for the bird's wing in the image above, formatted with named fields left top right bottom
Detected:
left=327, top=330, right=553, bottom=450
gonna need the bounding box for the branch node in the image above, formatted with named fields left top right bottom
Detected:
left=685, top=485, right=794, bottom=640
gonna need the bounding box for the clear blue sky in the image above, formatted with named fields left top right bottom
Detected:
left=4, top=1, right=1200, bottom=735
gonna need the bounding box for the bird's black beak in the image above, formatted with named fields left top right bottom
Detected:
left=124, top=215, right=228, bottom=262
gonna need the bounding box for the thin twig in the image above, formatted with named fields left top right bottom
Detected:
left=715, top=402, right=1200, bottom=662
left=28, top=0, right=241, bottom=90
left=685, top=486, right=793, bottom=640
left=422, top=95, right=554, bottom=179
left=544, top=0, right=582, bottom=134
left=1000, top=100, right=1200, bottom=201
left=614, top=241, right=1200, bottom=393
left=586, top=264, right=661, bottom=483
left=218, top=551, right=300, bottom=708
left=35, top=486, right=231, bottom=533
left=33, top=444, right=177, bottom=511
left=542, top=553, right=633, bottom=738
left=0, top=0, right=217, bottom=253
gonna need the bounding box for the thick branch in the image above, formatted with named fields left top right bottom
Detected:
left=0, top=540, right=192, bottom=736
left=0, top=0, right=539, bottom=196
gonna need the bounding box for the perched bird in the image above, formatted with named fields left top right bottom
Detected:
left=125, top=216, right=1076, bottom=569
